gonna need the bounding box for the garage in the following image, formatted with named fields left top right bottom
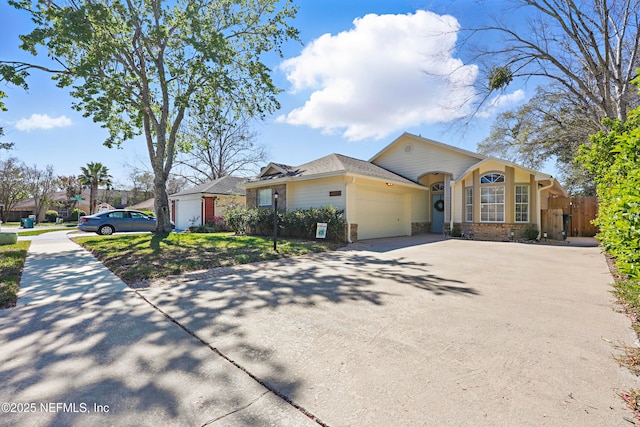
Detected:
left=355, top=188, right=408, bottom=240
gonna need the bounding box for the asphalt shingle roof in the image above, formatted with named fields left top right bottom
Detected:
left=170, top=176, right=247, bottom=197
left=251, top=153, right=418, bottom=185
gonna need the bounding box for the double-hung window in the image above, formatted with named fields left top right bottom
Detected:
left=515, top=185, right=529, bottom=222
left=465, top=187, right=473, bottom=222
left=480, top=173, right=505, bottom=222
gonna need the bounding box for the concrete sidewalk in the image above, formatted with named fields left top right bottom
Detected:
left=0, top=232, right=314, bottom=426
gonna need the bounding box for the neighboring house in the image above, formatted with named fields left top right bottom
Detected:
left=128, top=198, right=155, bottom=211
left=242, top=132, right=567, bottom=242
left=7, top=191, right=92, bottom=222
left=168, top=176, right=247, bottom=230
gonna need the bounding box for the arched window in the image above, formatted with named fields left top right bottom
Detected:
left=480, top=173, right=505, bottom=184
left=480, top=173, right=505, bottom=222
left=431, top=182, right=445, bottom=193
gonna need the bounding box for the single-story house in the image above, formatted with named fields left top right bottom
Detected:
left=242, top=132, right=567, bottom=241
left=128, top=198, right=155, bottom=211
left=6, top=191, right=92, bottom=222
left=168, top=176, right=246, bottom=230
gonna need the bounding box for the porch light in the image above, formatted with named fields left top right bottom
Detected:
left=273, top=191, right=279, bottom=251
left=385, top=182, right=393, bottom=187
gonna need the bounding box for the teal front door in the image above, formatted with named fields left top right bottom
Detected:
left=431, top=194, right=444, bottom=233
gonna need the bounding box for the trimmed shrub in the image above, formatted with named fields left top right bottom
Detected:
left=224, top=206, right=346, bottom=241
left=45, top=210, right=58, bottom=222
left=523, top=226, right=539, bottom=241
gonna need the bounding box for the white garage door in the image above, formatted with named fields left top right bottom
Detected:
left=356, top=189, right=408, bottom=240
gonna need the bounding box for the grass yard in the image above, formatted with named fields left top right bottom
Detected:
left=16, top=227, right=70, bottom=236
left=0, top=241, right=30, bottom=309
left=74, top=232, right=343, bottom=285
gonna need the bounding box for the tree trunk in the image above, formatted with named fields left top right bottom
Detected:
left=153, top=172, right=172, bottom=234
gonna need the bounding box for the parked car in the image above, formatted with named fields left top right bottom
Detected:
left=78, top=209, right=173, bottom=235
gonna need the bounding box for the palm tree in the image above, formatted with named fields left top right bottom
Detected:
left=78, top=162, right=113, bottom=214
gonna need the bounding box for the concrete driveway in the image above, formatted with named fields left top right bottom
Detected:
left=2, top=233, right=638, bottom=426
left=133, top=235, right=638, bottom=426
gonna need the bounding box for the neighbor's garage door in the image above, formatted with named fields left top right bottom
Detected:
left=356, top=188, right=408, bottom=240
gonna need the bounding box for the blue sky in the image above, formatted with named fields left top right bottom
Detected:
left=0, top=0, right=545, bottom=188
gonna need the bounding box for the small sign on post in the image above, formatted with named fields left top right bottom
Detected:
left=316, top=223, right=327, bottom=239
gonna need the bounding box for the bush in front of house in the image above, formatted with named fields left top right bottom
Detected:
left=188, top=216, right=228, bottom=233
left=281, top=206, right=346, bottom=241
left=523, top=226, right=539, bottom=241
left=224, top=206, right=346, bottom=241
left=225, top=207, right=252, bottom=235
left=45, top=210, right=59, bottom=222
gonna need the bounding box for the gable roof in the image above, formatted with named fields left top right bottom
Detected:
left=369, top=132, right=486, bottom=164
left=170, top=176, right=247, bottom=197
left=246, top=153, right=421, bottom=188
left=11, top=191, right=92, bottom=210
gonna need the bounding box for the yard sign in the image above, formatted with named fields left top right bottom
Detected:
left=316, top=223, right=327, bottom=239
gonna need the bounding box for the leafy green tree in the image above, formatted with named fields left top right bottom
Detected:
left=0, top=157, right=28, bottom=222
left=78, top=162, right=113, bottom=214
left=58, top=175, right=83, bottom=214
left=578, top=86, right=640, bottom=279
left=4, top=0, right=298, bottom=233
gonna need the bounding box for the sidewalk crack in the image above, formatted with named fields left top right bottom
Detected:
left=201, top=390, right=270, bottom=426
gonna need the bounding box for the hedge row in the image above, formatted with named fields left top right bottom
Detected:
left=224, top=206, right=346, bottom=241
left=578, top=93, right=640, bottom=279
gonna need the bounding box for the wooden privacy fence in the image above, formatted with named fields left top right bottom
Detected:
left=543, top=196, right=599, bottom=237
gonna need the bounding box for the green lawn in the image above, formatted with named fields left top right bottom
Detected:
left=0, top=241, right=30, bottom=308
left=16, top=227, right=71, bottom=236
left=74, top=232, right=343, bottom=284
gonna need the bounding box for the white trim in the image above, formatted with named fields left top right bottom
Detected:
left=514, top=184, right=530, bottom=223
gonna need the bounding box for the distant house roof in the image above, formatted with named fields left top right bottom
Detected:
left=169, top=176, right=247, bottom=197
left=245, top=153, right=421, bottom=188
left=10, top=191, right=92, bottom=210
left=128, top=198, right=155, bottom=211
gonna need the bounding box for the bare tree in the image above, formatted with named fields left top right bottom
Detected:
left=475, top=0, right=640, bottom=125
left=24, top=164, right=59, bottom=221
left=175, top=105, right=267, bottom=185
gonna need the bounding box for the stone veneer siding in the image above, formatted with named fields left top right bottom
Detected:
left=459, top=223, right=533, bottom=241
left=411, top=222, right=430, bottom=236
left=246, top=184, right=287, bottom=210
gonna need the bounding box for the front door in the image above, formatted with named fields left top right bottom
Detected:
left=204, top=197, right=215, bottom=224
left=431, top=193, right=445, bottom=233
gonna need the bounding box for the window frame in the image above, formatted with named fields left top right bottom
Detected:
left=258, top=188, right=272, bottom=207
left=465, top=187, right=473, bottom=222
left=514, top=184, right=530, bottom=223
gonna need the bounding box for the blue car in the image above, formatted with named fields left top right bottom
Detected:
left=78, top=209, right=165, bottom=235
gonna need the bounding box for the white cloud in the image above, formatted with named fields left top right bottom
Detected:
left=277, top=10, right=479, bottom=141
left=15, top=114, right=72, bottom=131
left=477, top=89, right=526, bottom=118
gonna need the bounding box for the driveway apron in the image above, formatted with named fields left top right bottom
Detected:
left=0, top=232, right=315, bottom=426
